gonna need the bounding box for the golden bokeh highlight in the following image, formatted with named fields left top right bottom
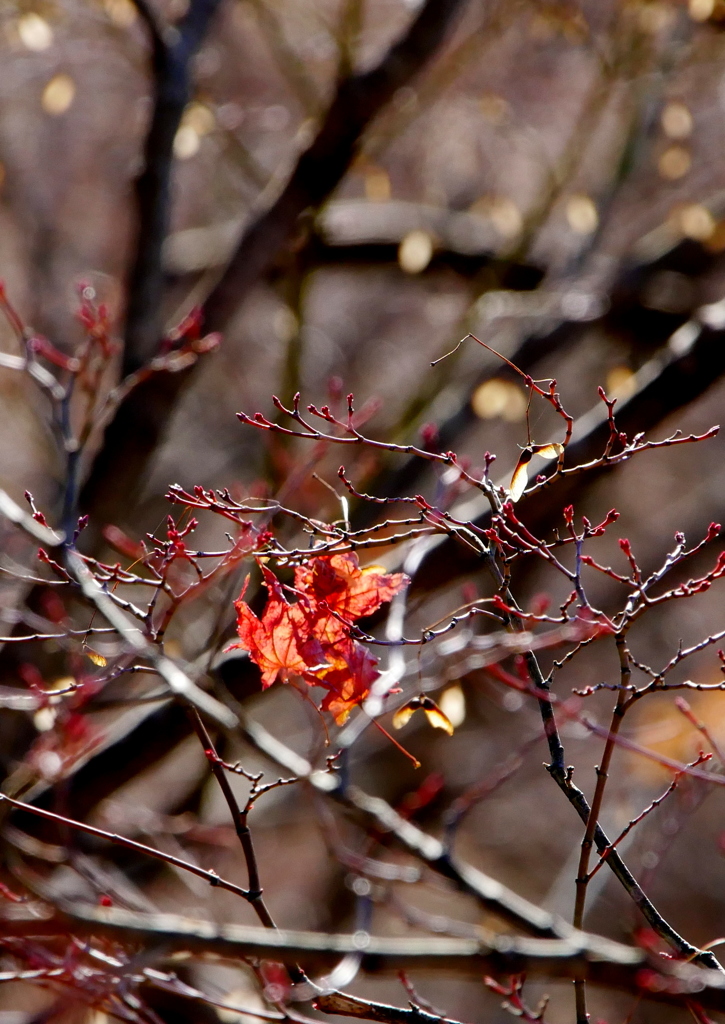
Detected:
left=439, top=684, right=466, bottom=728
left=18, top=13, right=53, bottom=51
left=679, top=203, right=715, bottom=241
left=624, top=687, right=725, bottom=784
left=173, top=125, right=200, bottom=160
left=398, top=230, right=434, bottom=274
left=471, top=378, right=528, bottom=421
left=638, top=2, right=675, bottom=33
left=273, top=306, right=299, bottom=343
left=488, top=197, right=523, bottom=239
left=606, top=365, right=636, bottom=400
left=184, top=102, right=215, bottom=136
left=41, top=74, right=75, bottom=116
left=704, top=220, right=725, bottom=252
left=173, top=103, right=216, bottom=160
left=566, top=194, right=598, bottom=235
left=658, top=145, right=691, bottom=180
left=103, top=0, right=138, bottom=27
left=364, top=167, right=391, bottom=202
left=688, top=0, right=715, bottom=19
left=661, top=102, right=692, bottom=140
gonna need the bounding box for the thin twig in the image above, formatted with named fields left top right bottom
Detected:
left=0, top=793, right=252, bottom=902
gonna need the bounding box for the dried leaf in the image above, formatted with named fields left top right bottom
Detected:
left=392, top=696, right=454, bottom=736
left=392, top=705, right=416, bottom=730
left=509, top=443, right=564, bottom=501
left=424, top=703, right=455, bottom=736
left=509, top=449, right=533, bottom=502
left=530, top=442, right=564, bottom=459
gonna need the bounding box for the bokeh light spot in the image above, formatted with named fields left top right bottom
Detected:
left=471, top=379, right=527, bottom=421
left=566, top=194, right=598, bottom=234
left=364, top=167, right=391, bottom=202
left=41, top=74, right=75, bottom=115
left=689, top=0, right=715, bottom=20
left=679, top=203, right=715, bottom=241
left=488, top=197, right=522, bottom=239
left=103, top=0, right=137, bottom=27
left=18, top=13, right=53, bottom=51
left=398, top=231, right=433, bottom=274
left=173, top=125, right=200, bottom=160
left=658, top=145, right=691, bottom=179
left=661, top=102, right=692, bottom=140
left=606, top=365, right=636, bottom=399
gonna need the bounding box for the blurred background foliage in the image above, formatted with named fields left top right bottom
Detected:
left=4, top=0, right=725, bottom=1021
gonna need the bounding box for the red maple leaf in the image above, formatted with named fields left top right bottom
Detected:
left=295, top=552, right=409, bottom=642
left=316, top=637, right=380, bottom=724
left=228, top=551, right=409, bottom=723
left=226, top=567, right=326, bottom=688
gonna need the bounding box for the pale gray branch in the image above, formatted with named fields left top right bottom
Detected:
left=66, top=552, right=236, bottom=729
left=4, top=902, right=725, bottom=1010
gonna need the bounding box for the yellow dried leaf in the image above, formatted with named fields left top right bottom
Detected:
left=392, top=696, right=454, bottom=735
left=509, top=443, right=563, bottom=501
left=531, top=442, right=564, bottom=460
left=392, top=705, right=415, bottom=730
left=509, top=449, right=533, bottom=502
left=423, top=705, right=454, bottom=736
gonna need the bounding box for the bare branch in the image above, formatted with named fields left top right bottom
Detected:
left=80, top=0, right=472, bottom=531
left=124, top=0, right=224, bottom=372
left=315, top=991, right=466, bottom=1024
left=66, top=550, right=236, bottom=728
left=0, top=793, right=252, bottom=903
left=5, top=902, right=725, bottom=1011
left=229, top=703, right=574, bottom=941
left=404, top=319, right=725, bottom=595
left=0, top=489, right=65, bottom=547
left=202, top=0, right=471, bottom=332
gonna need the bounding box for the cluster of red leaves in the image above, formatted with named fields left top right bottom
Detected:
left=227, top=552, right=409, bottom=723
